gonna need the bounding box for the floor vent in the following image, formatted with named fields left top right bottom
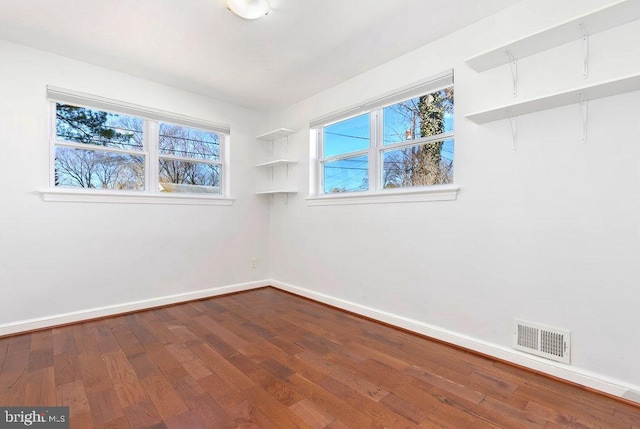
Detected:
left=512, top=319, right=571, bottom=364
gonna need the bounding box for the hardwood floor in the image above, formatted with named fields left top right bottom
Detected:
left=0, top=287, right=638, bottom=428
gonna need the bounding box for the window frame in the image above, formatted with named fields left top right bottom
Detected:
left=308, top=71, right=459, bottom=205
left=43, top=87, right=232, bottom=205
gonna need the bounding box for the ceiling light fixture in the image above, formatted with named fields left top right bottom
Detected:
left=226, top=0, right=271, bottom=20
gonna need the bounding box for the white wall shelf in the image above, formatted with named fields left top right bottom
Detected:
left=466, top=0, right=640, bottom=72
left=256, top=189, right=297, bottom=205
left=256, top=190, right=298, bottom=195
left=256, top=128, right=296, bottom=155
left=256, top=159, right=297, bottom=168
left=466, top=72, right=640, bottom=124
left=256, top=128, right=296, bottom=141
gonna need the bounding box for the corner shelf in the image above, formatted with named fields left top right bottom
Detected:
left=256, top=189, right=297, bottom=205
left=466, top=0, right=640, bottom=72
left=255, top=190, right=298, bottom=195
left=255, top=159, right=297, bottom=168
left=256, top=159, right=297, bottom=191
left=255, top=129, right=298, bottom=204
left=465, top=72, right=640, bottom=124
left=256, top=128, right=296, bottom=141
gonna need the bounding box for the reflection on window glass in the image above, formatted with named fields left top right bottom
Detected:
left=159, top=123, right=219, bottom=161
left=55, top=104, right=143, bottom=151
left=382, top=139, right=453, bottom=188
left=159, top=159, right=220, bottom=194
left=55, top=147, right=145, bottom=190
left=323, top=155, right=369, bottom=193
left=323, top=113, right=370, bottom=157
left=383, top=87, right=454, bottom=145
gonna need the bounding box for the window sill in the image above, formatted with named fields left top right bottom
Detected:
left=40, top=189, right=234, bottom=206
left=306, top=184, right=460, bottom=206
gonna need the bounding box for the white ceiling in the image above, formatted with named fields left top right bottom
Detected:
left=0, top=0, right=522, bottom=111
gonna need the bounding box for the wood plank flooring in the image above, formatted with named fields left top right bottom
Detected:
left=0, top=287, right=638, bottom=428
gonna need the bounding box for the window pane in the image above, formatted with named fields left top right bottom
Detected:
left=55, top=103, right=143, bottom=151
left=323, top=155, right=368, bottom=193
left=159, top=158, right=220, bottom=194
left=323, top=113, right=370, bottom=157
left=382, top=139, right=454, bottom=188
left=159, top=123, right=220, bottom=161
left=55, top=147, right=145, bottom=190
left=383, top=87, right=454, bottom=145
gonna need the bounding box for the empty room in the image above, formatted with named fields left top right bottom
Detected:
left=1, top=0, right=640, bottom=427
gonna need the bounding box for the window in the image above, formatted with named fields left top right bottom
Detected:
left=158, top=123, right=221, bottom=194
left=310, top=71, right=458, bottom=204
left=46, top=87, right=230, bottom=204
left=381, top=92, right=454, bottom=189
left=322, top=113, right=370, bottom=193
left=54, top=105, right=146, bottom=190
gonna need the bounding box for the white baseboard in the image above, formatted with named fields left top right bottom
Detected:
left=0, top=280, right=269, bottom=337
left=269, top=279, right=640, bottom=404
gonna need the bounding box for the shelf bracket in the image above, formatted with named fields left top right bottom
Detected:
left=580, top=23, right=589, bottom=79
left=509, top=116, right=517, bottom=153
left=505, top=50, right=517, bottom=97
left=280, top=136, right=289, bottom=154
left=579, top=94, right=588, bottom=143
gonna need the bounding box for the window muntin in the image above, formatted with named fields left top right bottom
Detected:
left=51, top=102, right=227, bottom=196
left=315, top=85, right=454, bottom=195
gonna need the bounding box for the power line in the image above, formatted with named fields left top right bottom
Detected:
left=159, top=133, right=219, bottom=145
left=325, top=166, right=368, bottom=171
left=325, top=131, right=369, bottom=140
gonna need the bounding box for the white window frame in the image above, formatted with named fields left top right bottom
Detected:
left=42, top=86, right=232, bottom=206
left=316, top=111, right=373, bottom=195
left=307, top=70, right=459, bottom=206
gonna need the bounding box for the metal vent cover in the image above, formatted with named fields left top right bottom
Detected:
left=513, top=319, right=571, bottom=364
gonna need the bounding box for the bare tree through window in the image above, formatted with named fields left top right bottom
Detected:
left=54, top=104, right=145, bottom=190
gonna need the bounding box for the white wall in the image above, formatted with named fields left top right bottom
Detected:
left=268, top=0, right=640, bottom=396
left=0, top=40, right=271, bottom=329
